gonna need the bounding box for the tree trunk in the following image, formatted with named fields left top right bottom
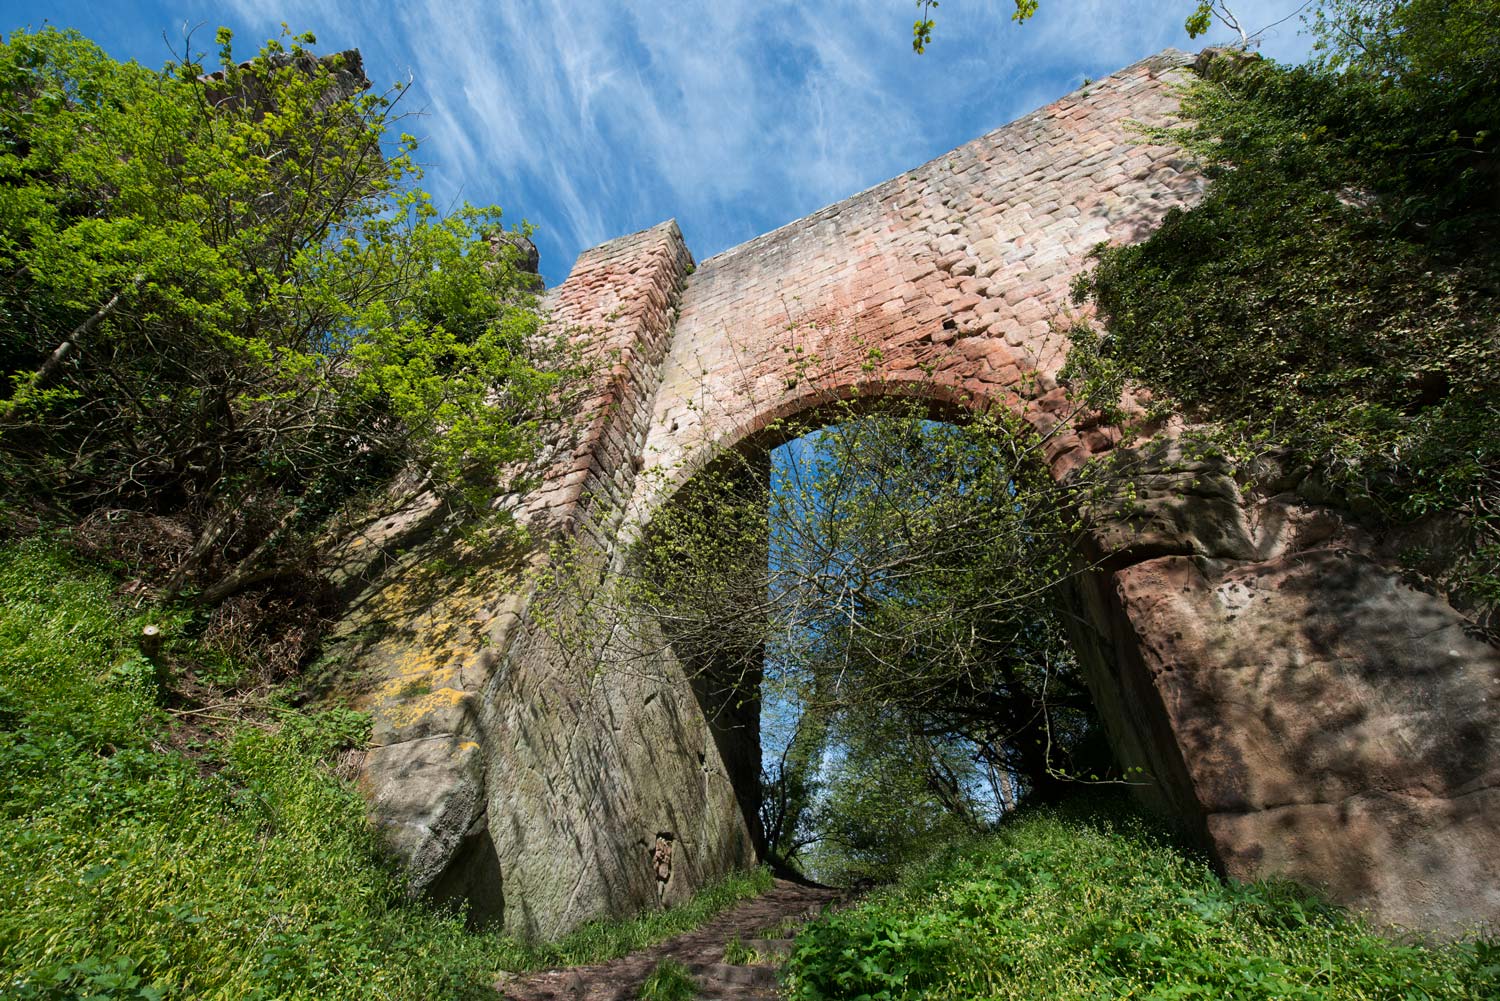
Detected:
left=196, top=500, right=303, bottom=605
left=33, top=275, right=143, bottom=387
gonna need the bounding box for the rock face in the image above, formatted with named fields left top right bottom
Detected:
left=1068, top=440, right=1500, bottom=936
left=1180, top=549, right=1500, bottom=935
left=329, top=48, right=1500, bottom=939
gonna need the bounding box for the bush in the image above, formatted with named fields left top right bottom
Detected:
left=784, top=800, right=1497, bottom=1000
left=0, top=26, right=569, bottom=609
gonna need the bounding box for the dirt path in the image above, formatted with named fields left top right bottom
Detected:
left=496, top=879, right=841, bottom=1001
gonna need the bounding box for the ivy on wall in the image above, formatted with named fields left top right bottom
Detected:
left=1065, top=1, right=1500, bottom=627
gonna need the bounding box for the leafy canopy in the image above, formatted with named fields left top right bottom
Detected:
left=0, top=27, right=570, bottom=601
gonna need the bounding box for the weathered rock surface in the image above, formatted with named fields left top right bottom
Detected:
left=1070, top=436, right=1500, bottom=936
left=1114, top=546, right=1499, bottom=935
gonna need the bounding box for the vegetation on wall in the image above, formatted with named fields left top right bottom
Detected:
left=1064, top=0, right=1500, bottom=627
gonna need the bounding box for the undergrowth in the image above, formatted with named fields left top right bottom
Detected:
left=637, top=959, right=698, bottom=1001
left=723, top=937, right=758, bottom=965
left=784, top=801, right=1499, bottom=1000
left=0, top=539, right=770, bottom=1000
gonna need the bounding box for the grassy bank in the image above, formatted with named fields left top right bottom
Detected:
left=0, top=539, right=769, bottom=1000
left=784, top=802, right=1498, bottom=1000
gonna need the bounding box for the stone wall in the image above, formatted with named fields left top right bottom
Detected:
left=628, top=50, right=1202, bottom=513
left=1068, top=439, right=1500, bottom=935
left=334, top=48, right=1499, bottom=939
left=328, top=223, right=759, bottom=938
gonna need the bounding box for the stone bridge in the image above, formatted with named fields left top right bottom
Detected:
left=325, top=49, right=1499, bottom=940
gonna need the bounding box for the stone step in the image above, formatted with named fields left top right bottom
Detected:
left=688, top=962, right=780, bottom=989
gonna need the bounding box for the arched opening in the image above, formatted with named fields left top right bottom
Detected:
left=609, top=393, right=1174, bottom=884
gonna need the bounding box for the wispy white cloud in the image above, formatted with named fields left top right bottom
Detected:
left=36, top=0, right=1318, bottom=281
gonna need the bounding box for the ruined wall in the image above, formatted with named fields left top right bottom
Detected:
left=328, top=224, right=757, bottom=938
left=1066, top=439, right=1500, bottom=935
left=608, top=47, right=1498, bottom=935
left=335, top=48, right=1499, bottom=939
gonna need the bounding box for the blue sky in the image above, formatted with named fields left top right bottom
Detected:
left=3, top=2, right=1316, bottom=286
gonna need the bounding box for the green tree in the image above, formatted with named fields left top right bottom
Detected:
left=0, top=27, right=568, bottom=601
left=806, top=712, right=986, bottom=884
left=597, top=399, right=1116, bottom=870
left=760, top=709, right=828, bottom=871
left=754, top=411, right=1104, bottom=804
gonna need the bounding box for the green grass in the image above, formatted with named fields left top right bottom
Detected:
left=761, top=914, right=804, bottom=939
left=784, top=801, right=1500, bottom=1001
left=722, top=937, right=757, bottom=965
left=0, top=540, right=771, bottom=1000
left=638, top=959, right=698, bottom=1001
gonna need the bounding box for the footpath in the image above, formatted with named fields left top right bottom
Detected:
left=496, top=879, right=841, bottom=1001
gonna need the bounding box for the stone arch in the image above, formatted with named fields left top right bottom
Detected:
left=329, top=47, right=1500, bottom=940
left=631, top=379, right=995, bottom=528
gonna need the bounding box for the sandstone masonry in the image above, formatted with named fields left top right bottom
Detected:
left=330, top=49, right=1500, bottom=939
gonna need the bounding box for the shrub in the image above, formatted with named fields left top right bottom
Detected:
left=784, top=800, right=1497, bottom=1000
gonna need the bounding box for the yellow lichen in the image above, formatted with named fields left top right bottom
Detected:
left=377, top=687, right=470, bottom=729
left=371, top=662, right=458, bottom=702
